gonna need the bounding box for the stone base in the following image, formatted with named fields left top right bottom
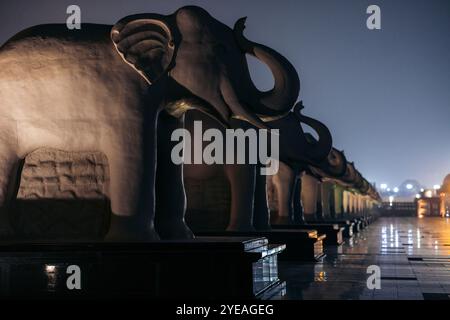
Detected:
left=0, top=237, right=285, bottom=299
left=309, top=220, right=355, bottom=238
left=272, top=224, right=344, bottom=246
left=196, top=230, right=326, bottom=262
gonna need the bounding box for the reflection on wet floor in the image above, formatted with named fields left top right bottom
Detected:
left=278, top=217, right=450, bottom=300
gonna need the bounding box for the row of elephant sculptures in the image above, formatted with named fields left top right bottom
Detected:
left=0, top=6, right=380, bottom=242
left=184, top=110, right=381, bottom=233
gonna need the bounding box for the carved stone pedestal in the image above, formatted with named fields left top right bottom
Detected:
left=312, top=220, right=355, bottom=238
left=273, top=223, right=344, bottom=246
left=196, top=230, right=326, bottom=261
left=0, top=237, right=285, bottom=299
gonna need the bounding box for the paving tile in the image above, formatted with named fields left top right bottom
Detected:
left=279, top=217, right=450, bottom=300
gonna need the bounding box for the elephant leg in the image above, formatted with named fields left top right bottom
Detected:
left=292, top=176, right=306, bottom=224
left=225, top=163, right=256, bottom=232
left=271, top=162, right=295, bottom=225
left=253, top=166, right=271, bottom=230
left=0, top=146, right=22, bottom=239
left=155, top=112, right=193, bottom=239
left=102, top=119, right=159, bottom=242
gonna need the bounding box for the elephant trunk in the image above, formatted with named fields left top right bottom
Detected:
left=233, top=17, right=300, bottom=115
left=295, top=106, right=332, bottom=163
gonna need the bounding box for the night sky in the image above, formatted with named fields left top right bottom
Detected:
left=0, top=0, right=449, bottom=189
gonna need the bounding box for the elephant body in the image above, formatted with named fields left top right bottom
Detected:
left=0, top=24, right=176, bottom=240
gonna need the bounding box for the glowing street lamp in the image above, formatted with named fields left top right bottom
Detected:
left=406, top=184, right=413, bottom=190
left=415, top=194, right=421, bottom=199
left=389, top=195, right=394, bottom=206
left=433, top=185, right=441, bottom=190
left=380, top=183, right=388, bottom=190
left=393, top=187, right=399, bottom=193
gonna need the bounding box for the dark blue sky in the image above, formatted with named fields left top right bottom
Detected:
left=1, top=0, right=449, bottom=188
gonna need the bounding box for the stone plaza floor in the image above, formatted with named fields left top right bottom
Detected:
left=278, top=217, right=450, bottom=300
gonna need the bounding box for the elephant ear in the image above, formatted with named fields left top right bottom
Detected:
left=111, top=14, right=176, bottom=84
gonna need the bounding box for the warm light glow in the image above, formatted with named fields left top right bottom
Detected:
left=425, top=190, right=433, bottom=198
left=45, top=265, right=56, bottom=273
left=393, top=187, right=399, bottom=193
left=415, top=194, right=421, bottom=199
left=420, top=188, right=424, bottom=192
left=406, top=184, right=413, bottom=190
left=433, top=184, right=440, bottom=190
left=380, top=183, right=387, bottom=190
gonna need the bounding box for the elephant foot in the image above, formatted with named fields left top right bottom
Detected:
left=0, top=228, right=16, bottom=241
left=157, top=220, right=194, bottom=240
left=293, top=217, right=306, bottom=225
left=226, top=223, right=256, bottom=233
left=0, top=214, right=16, bottom=241
left=272, top=216, right=293, bottom=226
left=105, top=214, right=160, bottom=242
left=254, top=223, right=272, bottom=231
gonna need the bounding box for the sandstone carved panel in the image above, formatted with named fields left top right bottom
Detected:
left=11, top=148, right=110, bottom=240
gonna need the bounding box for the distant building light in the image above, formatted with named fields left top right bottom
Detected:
left=406, top=184, right=413, bottom=190
left=386, top=188, right=391, bottom=192
left=380, top=183, right=388, bottom=190
left=393, top=187, right=399, bottom=193
left=388, top=195, right=394, bottom=206
left=420, top=188, right=424, bottom=192
left=433, top=184, right=440, bottom=190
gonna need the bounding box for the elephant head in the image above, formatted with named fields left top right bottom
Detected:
left=265, top=101, right=333, bottom=168
left=110, top=6, right=300, bottom=130
left=307, top=144, right=348, bottom=179
left=339, top=162, right=359, bottom=187
left=353, top=172, right=370, bottom=194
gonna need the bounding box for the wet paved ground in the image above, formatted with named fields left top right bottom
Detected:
left=278, top=217, right=450, bottom=300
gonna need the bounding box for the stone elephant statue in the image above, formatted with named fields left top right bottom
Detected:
left=0, top=6, right=321, bottom=241
left=184, top=101, right=333, bottom=232
left=268, top=145, right=347, bottom=224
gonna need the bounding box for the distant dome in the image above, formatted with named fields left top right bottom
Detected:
left=442, top=174, right=450, bottom=193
